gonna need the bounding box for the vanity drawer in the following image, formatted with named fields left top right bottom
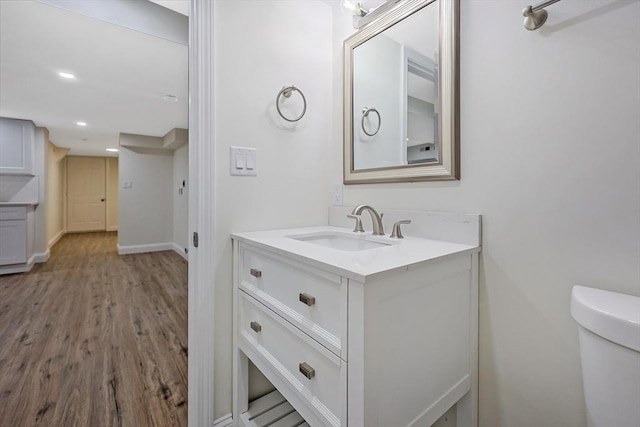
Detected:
left=239, top=245, right=347, bottom=359
left=238, top=291, right=344, bottom=427
left=0, top=206, right=27, bottom=220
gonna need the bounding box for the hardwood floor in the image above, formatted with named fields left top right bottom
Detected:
left=0, top=232, right=188, bottom=426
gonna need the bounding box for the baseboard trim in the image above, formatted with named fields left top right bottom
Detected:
left=172, top=243, right=188, bottom=261
left=0, top=257, right=34, bottom=275
left=106, top=225, right=118, bottom=232
left=33, top=250, right=50, bottom=264
left=0, top=250, right=48, bottom=275
left=213, top=414, right=233, bottom=427
left=0, top=265, right=32, bottom=275
left=117, top=242, right=174, bottom=255
left=48, top=229, right=65, bottom=249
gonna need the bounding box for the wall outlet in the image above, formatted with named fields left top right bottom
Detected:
left=332, top=183, right=343, bottom=206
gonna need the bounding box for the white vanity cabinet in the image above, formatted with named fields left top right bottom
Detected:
left=233, top=222, right=480, bottom=427
left=0, top=118, right=35, bottom=175
left=235, top=244, right=347, bottom=427
left=0, top=206, right=27, bottom=265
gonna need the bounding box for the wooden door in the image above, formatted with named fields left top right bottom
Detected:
left=67, top=156, right=106, bottom=232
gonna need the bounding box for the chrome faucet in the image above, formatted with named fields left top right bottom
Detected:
left=351, top=205, right=384, bottom=235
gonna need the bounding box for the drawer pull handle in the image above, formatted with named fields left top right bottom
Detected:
left=250, top=268, right=262, bottom=278
left=299, top=293, right=316, bottom=306
left=299, top=362, right=315, bottom=380
left=250, top=321, right=262, bottom=333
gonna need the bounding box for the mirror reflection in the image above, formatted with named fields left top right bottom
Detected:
left=344, top=0, right=459, bottom=184
left=352, top=3, right=438, bottom=170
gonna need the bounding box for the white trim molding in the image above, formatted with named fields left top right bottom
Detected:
left=117, top=242, right=174, bottom=255
left=0, top=262, right=33, bottom=275
left=172, top=243, right=188, bottom=261
left=213, top=413, right=233, bottom=427
left=0, top=250, right=48, bottom=275
left=188, top=0, right=217, bottom=426
left=33, top=250, right=49, bottom=264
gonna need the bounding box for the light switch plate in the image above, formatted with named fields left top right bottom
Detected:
left=230, top=146, right=257, bottom=176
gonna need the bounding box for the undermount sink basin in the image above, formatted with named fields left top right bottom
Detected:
left=290, top=232, right=391, bottom=252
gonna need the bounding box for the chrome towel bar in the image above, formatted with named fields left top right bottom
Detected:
left=523, top=0, right=562, bottom=31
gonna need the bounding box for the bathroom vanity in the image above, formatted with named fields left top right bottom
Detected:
left=232, top=209, right=480, bottom=427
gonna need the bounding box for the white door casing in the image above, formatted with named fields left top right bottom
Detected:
left=188, top=0, right=217, bottom=426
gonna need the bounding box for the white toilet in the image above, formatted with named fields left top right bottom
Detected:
left=571, top=285, right=640, bottom=427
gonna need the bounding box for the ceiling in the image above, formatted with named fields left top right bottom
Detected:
left=0, top=1, right=188, bottom=157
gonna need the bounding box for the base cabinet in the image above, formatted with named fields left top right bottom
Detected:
left=233, top=239, right=479, bottom=427
left=0, top=207, right=27, bottom=265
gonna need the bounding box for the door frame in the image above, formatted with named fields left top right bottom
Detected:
left=188, top=1, right=216, bottom=426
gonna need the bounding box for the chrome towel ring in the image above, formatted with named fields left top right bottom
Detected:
left=361, top=107, right=381, bottom=136
left=276, top=85, right=307, bottom=122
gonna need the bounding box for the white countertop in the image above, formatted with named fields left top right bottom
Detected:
left=232, top=225, right=480, bottom=282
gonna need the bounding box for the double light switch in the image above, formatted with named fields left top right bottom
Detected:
left=230, top=146, right=257, bottom=176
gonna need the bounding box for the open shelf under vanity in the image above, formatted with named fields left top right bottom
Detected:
left=241, top=390, right=309, bottom=427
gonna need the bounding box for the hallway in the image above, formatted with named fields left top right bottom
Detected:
left=0, top=232, right=188, bottom=426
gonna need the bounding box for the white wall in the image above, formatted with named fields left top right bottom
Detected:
left=203, top=0, right=639, bottom=423
left=330, top=1, right=640, bottom=426
left=353, top=34, right=403, bottom=169
left=212, top=0, right=334, bottom=418
left=118, top=146, right=173, bottom=250
left=45, top=141, right=66, bottom=245
left=173, top=144, right=188, bottom=253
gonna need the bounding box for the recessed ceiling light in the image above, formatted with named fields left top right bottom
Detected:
left=106, top=148, right=119, bottom=152
left=163, top=94, right=178, bottom=102
left=58, top=72, right=76, bottom=79
left=76, top=121, right=87, bottom=126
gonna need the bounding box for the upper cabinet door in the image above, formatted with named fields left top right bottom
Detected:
left=0, top=118, right=34, bottom=175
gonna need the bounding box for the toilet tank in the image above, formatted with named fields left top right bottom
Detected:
left=571, top=285, right=640, bottom=427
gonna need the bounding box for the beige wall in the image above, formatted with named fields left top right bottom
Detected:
left=33, top=128, right=48, bottom=257
left=106, top=157, right=118, bottom=231
left=45, top=141, right=67, bottom=246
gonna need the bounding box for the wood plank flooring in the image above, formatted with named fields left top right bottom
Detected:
left=0, top=232, right=188, bottom=426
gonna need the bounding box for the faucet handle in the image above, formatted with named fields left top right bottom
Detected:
left=390, top=220, right=411, bottom=239
left=347, top=214, right=365, bottom=233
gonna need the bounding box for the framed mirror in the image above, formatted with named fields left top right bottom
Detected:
left=343, top=0, right=459, bottom=184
